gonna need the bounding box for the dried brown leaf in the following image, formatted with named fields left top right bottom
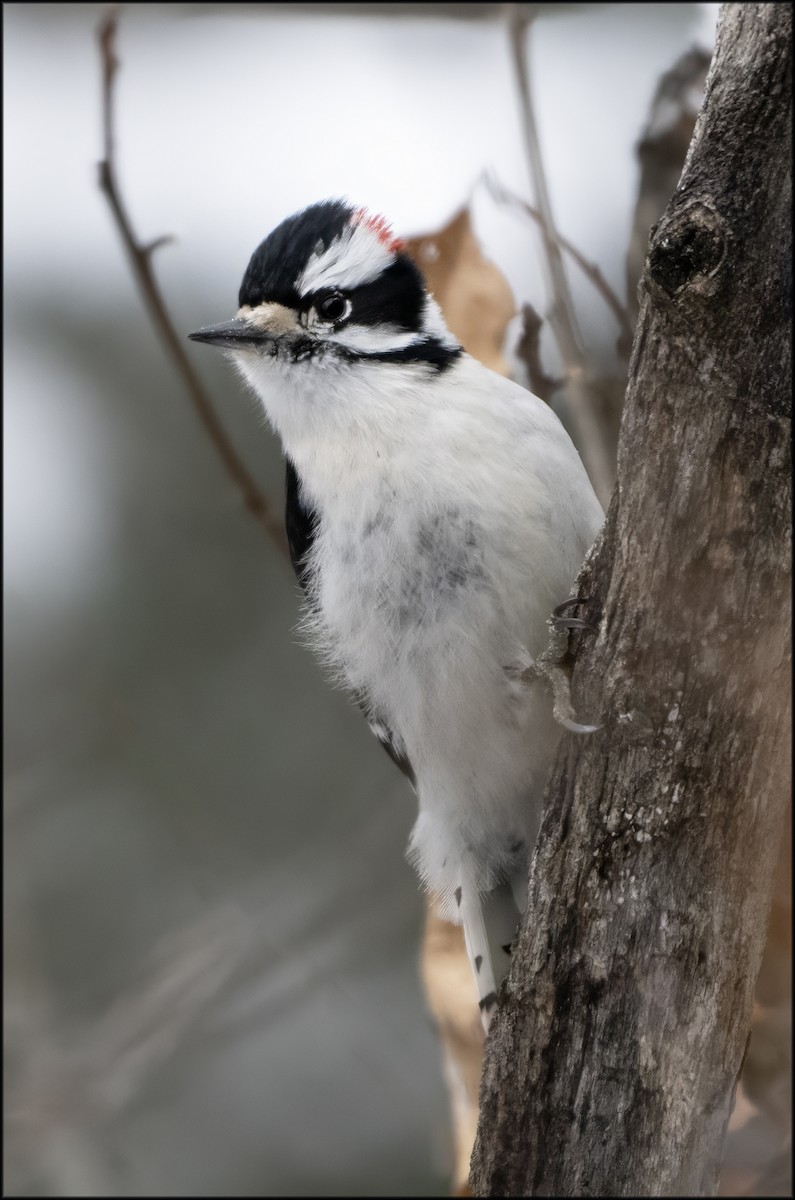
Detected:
left=421, top=895, right=484, bottom=1194
left=405, top=207, right=516, bottom=377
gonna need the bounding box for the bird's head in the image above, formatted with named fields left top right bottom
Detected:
left=189, top=200, right=462, bottom=407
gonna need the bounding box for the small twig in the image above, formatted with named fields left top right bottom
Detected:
left=508, top=6, right=584, bottom=368
left=96, top=9, right=287, bottom=556
left=485, top=172, right=634, bottom=346
left=507, top=5, right=616, bottom=505
left=516, top=302, right=559, bottom=402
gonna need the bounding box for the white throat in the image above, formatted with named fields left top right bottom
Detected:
left=233, top=348, right=446, bottom=506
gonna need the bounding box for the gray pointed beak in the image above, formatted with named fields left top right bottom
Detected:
left=188, top=318, right=271, bottom=349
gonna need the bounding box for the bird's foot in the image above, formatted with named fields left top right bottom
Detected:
left=518, top=598, right=601, bottom=734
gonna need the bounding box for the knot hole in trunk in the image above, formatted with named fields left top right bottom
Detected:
left=646, top=202, right=727, bottom=301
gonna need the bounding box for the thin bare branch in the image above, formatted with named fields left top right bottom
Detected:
left=484, top=172, right=634, bottom=346
left=515, top=302, right=559, bottom=402
left=96, top=9, right=288, bottom=556
left=507, top=5, right=616, bottom=505
left=507, top=6, right=584, bottom=366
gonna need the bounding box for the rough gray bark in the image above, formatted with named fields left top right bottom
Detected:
left=470, top=5, right=792, bottom=1197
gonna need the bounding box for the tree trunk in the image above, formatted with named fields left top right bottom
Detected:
left=470, top=4, right=792, bottom=1196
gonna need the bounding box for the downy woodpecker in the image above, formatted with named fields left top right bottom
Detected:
left=189, top=200, right=604, bottom=1027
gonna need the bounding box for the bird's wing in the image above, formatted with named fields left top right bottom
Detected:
left=285, top=454, right=317, bottom=591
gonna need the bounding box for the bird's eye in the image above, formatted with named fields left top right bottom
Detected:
left=317, top=292, right=350, bottom=323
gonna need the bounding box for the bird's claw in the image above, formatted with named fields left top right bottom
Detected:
left=550, top=597, right=600, bottom=634
left=532, top=597, right=602, bottom=733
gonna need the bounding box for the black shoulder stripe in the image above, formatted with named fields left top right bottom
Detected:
left=284, top=456, right=318, bottom=591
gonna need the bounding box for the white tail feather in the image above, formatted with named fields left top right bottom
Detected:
left=459, top=881, right=521, bottom=1032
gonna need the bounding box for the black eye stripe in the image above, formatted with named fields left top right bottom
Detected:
left=303, top=260, right=426, bottom=331
left=342, top=258, right=426, bottom=331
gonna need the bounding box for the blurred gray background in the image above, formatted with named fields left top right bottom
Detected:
left=4, top=4, right=727, bottom=1196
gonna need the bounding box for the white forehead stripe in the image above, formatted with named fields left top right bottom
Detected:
left=297, top=220, right=396, bottom=295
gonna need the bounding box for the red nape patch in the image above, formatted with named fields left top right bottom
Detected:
left=352, top=207, right=404, bottom=253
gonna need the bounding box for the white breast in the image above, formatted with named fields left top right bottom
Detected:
left=238, top=349, right=603, bottom=903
